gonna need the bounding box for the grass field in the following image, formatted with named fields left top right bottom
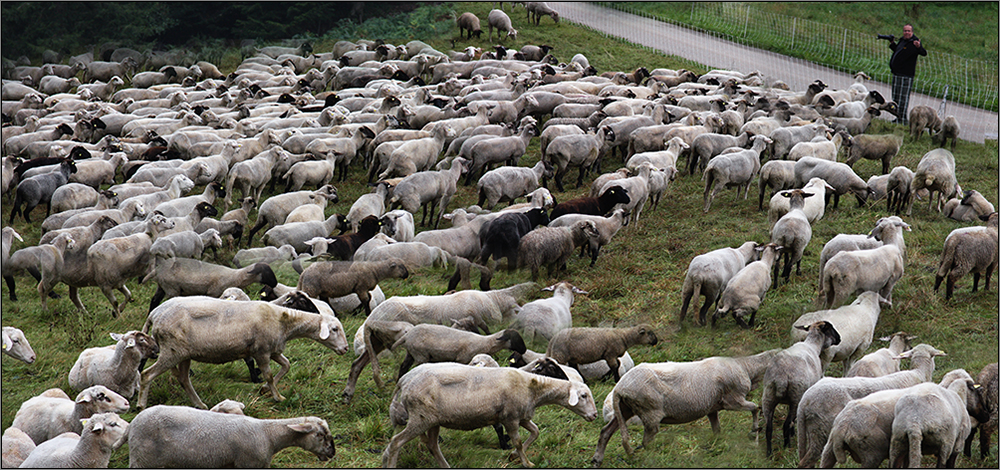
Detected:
left=1, top=2, right=997, bottom=468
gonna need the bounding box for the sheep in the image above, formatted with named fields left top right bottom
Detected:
left=787, top=130, right=849, bottom=162
left=677, top=241, right=758, bottom=326
left=486, top=9, right=519, bottom=43
left=208, top=398, right=246, bottom=415
left=943, top=189, right=996, bottom=222
left=598, top=161, right=656, bottom=227
left=544, top=128, right=609, bottom=192
left=297, top=258, right=409, bottom=316
left=966, top=363, right=998, bottom=459
left=224, top=146, right=285, bottom=209
left=770, top=123, right=829, bottom=161
left=822, top=217, right=910, bottom=308
left=137, top=296, right=347, bottom=409
left=478, top=207, right=550, bottom=270
left=820, top=386, right=915, bottom=468
left=908, top=105, right=942, bottom=141
left=795, top=342, right=945, bottom=468
left=463, top=124, right=538, bottom=185
left=757, top=159, right=798, bottom=211
left=769, top=189, right=814, bottom=283
left=510, top=281, right=586, bottom=349
left=68, top=331, right=159, bottom=399
left=476, top=160, right=553, bottom=211
left=626, top=136, right=688, bottom=175
left=702, top=134, right=770, bottom=212
left=760, top=320, right=842, bottom=456
left=149, top=228, right=223, bottom=261
left=323, top=215, right=389, bottom=261
left=233, top=244, right=298, bottom=268
left=548, top=207, right=628, bottom=266
left=790, top=291, right=887, bottom=375
left=347, top=181, right=391, bottom=231
left=1, top=226, right=23, bottom=299
left=382, top=363, right=596, bottom=468
left=390, top=157, right=469, bottom=229
left=712, top=243, right=783, bottom=328
left=456, top=12, right=483, bottom=39
left=933, top=115, right=960, bottom=152
left=526, top=2, right=559, bottom=24
left=391, top=325, right=527, bottom=378
left=934, top=211, right=999, bottom=299
left=126, top=405, right=335, bottom=468
left=261, top=213, right=349, bottom=254
left=9, top=157, right=77, bottom=223
left=591, top=349, right=781, bottom=466
left=246, top=185, right=339, bottom=247
left=10, top=385, right=130, bottom=445
left=77, top=75, right=127, bottom=102
left=888, top=373, right=980, bottom=468
left=143, top=258, right=279, bottom=311
left=1, top=426, right=35, bottom=468
left=378, top=125, right=454, bottom=181
left=1, top=326, right=35, bottom=364
left=845, top=331, right=918, bottom=378
left=688, top=131, right=748, bottom=176
left=793, top=156, right=874, bottom=209
left=151, top=181, right=226, bottom=219
left=549, top=185, right=629, bottom=220
left=886, top=165, right=916, bottom=215
left=18, top=411, right=129, bottom=469
left=358, top=240, right=449, bottom=270
left=516, top=220, right=600, bottom=281
left=842, top=133, right=902, bottom=175
left=49, top=183, right=100, bottom=213
left=546, top=324, right=657, bottom=382
left=4, top=232, right=76, bottom=310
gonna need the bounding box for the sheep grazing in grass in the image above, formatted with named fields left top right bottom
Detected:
left=757, top=159, right=797, bottom=211
left=795, top=342, right=945, bottom=468
left=934, top=211, right=998, bottom=299
left=770, top=189, right=814, bottom=284
left=542, top=125, right=608, bottom=192
left=1, top=426, right=35, bottom=468
left=143, top=258, right=278, bottom=311
left=391, top=324, right=527, bottom=378
left=546, top=324, right=657, bottom=382
left=713, top=243, right=782, bottom=329
left=10, top=157, right=77, bottom=223
left=296, top=258, right=409, bottom=316
left=476, top=160, right=553, bottom=211
left=526, top=2, right=559, bottom=24
left=510, top=281, right=586, bottom=349
left=767, top=177, right=835, bottom=228
left=787, top=130, right=849, bottom=162
left=382, top=363, right=596, bottom=468
left=821, top=217, right=910, bottom=308
left=126, top=405, right=335, bottom=468
left=842, top=133, right=902, bottom=175
left=246, top=185, right=339, bottom=248
left=760, top=320, right=841, bottom=457
left=390, top=157, right=469, bottom=229
left=908, top=105, right=942, bottom=141
left=517, top=220, right=600, bottom=281
left=793, top=156, right=874, bottom=209
left=886, top=165, right=916, bottom=215
left=11, top=385, right=130, bottom=445
left=966, top=362, right=998, bottom=460
left=591, top=349, right=781, bottom=466
left=845, top=331, right=918, bottom=378
left=478, top=207, right=550, bottom=270
left=790, top=291, right=887, bottom=375
left=548, top=207, right=629, bottom=266
left=18, top=412, right=129, bottom=469
left=1, top=326, right=35, bottom=363
left=702, top=134, right=770, bottom=213
left=5, top=232, right=75, bottom=310
left=487, top=9, right=518, bottom=42
left=68, top=331, right=159, bottom=399
left=934, top=114, right=960, bottom=152
left=943, top=189, right=996, bottom=222
left=549, top=185, right=630, bottom=220
left=457, top=12, right=482, bottom=39
left=137, top=296, right=349, bottom=409
left=679, top=241, right=758, bottom=326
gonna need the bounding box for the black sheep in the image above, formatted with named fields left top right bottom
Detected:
left=548, top=185, right=630, bottom=220
left=10, top=158, right=77, bottom=223
left=478, top=207, right=550, bottom=270
left=328, top=215, right=390, bottom=261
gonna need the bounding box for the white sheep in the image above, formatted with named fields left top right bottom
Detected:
left=358, top=240, right=450, bottom=270
left=347, top=181, right=391, bottom=231
left=909, top=148, right=960, bottom=216
left=68, top=331, right=159, bottom=398
left=888, top=372, right=979, bottom=468
left=246, top=185, right=339, bottom=247
left=713, top=243, right=782, bottom=328
left=1, top=426, right=35, bottom=468
left=793, top=156, right=873, bottom=209
left=790, top=291, right=888, bottom=375
left=390, top=324, right=527, bottom=378
left=770, top=189, right=814, bottom=284
left=232, top=244, right=298, bottom=268
left=934, top=211, right=998, bottom=299
left=702, top=134, right=771, bottom=212
left=476, top=160, right=553, bottom=211
left=845, top=331, right=918, bottom=378
left=516, top=220, right=600, bottom=281
left=261, top=213, right=349, bottom=254
left=1, top=326, right=35, bottom=363
left=546, top=324, right=658, bottom=382
left=679, top=241, right=758, bottom=326
left=757, top=159, right=797, bottom=211
left=126, top=405, right=335, bottom=468
left=381, top=209, right=415, bottom=242
left=600, top=161, right=656, bottom=226
left=510, top=281, right=587, bottom=348
left=591, top=349, right=781, bottom=466
left=388, top=157, right=469, bottom=229
left=787, top=129, right=849, bottom=162
left=821, top=217, right=910, bottom=308
left=943, top=189, right=996, bottom=222
left=11, top=385, right=130, bottom=445
left=18, top=412, right=129, bottom=469
left=382, top=363, right=596, bottom=468
left=137, top=296, right=349, bottom=409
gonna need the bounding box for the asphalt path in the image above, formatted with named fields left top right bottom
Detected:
left=558, top=2, right=997, bottom=143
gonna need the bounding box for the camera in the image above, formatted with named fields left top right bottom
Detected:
left=877, top=34, right=895, bottom=41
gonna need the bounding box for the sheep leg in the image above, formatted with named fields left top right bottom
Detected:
left=244, top=358, right=262, bottom=383
left=100, top=284, right=123, bottom=318
left=519, top=419, right=541, bottom=457
left=270, top=352, right=291, bottom=384
left=342, top=350, right=372, bottom=403
left=149, top=286, right=167, bottom=313
left=382, top=422, right=429, bottom=468
left=505, top=420, right=534, bottom=468
left=972, top=272, right=981, bottom=293
left=68, top=286, right=87, bottom=312
left=985, top=263, right=995, bottom=292
left=3, top=275, right=15, bottom=301
left=591, top=416, right=621, bottom=465
left=397, top=353, right=415, bottom=381
left=421, top=425, right=450, bottom=468
left=256, top=354, right=286, bottom=402
left=493, top=424, right=512, bottom=449
left=783, top=403, right=799, bottom=449
left=607, top=357, right=622, bottom=382
left=169, top=359, right=209, bottom=409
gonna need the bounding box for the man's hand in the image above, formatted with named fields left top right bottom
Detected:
left=913, top=39, right=921, bottom=48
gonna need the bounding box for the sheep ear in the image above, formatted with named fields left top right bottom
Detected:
left=2, top=332, right=11, bottom=351
left=572, top=287, right=589, bottom=295
left=878, top=336, right=891, bottom=342
left=542, top=285, right=556, bottom=292
left=568, top=387, right=580, bottom=406
left=319, top=319, right=331, bottom=340
left=91, top=420, right=104, bottom=433
left=287, top=423, right=313, bottom=433
left=126, top=338, right=136, bottom=348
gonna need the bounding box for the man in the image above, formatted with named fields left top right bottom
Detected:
left=888, top=24, right=927, bottom=125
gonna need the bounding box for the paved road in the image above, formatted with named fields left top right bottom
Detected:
left=558, top=2, right=997, bottom=143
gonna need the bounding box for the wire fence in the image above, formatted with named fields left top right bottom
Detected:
left=562, top=2, right=998, bottom=142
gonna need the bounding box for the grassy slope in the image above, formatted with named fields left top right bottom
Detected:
left=1, top=2, right=997, bottom=468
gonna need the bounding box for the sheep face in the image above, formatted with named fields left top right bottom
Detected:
left=635, top=325, right=658, bottom=346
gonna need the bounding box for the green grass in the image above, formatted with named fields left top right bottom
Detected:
left=2, top=2, right=998, bottom=468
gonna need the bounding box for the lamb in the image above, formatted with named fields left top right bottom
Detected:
left=821, top=217, right=910, bottom=308
left=908, top=105, right=942, bottom=141
left=549, top=185, right=630, bottom=220
left=11, top=385, right=130, bottom=445
left=233, top=244, right=298, bottom=268
left=966, top=363, right=998, bottom=459
left=246, top=184, right=339, bottom=247
left=678, top=241, right=758, bottom=326
left=713, top=243, right=783, bottom=328
left=126, top=405, right=335, bottom=468
left=516, top=220, right=600, bottom=281
left=787, top=130, right=849, bottom=162
left=149, top=228, right=223, bottom=261
left=526, top=2, right=559, bottom=24
left=510, top=281, right=586, bottom=349
left=144, top=258, right=279, bottom=311
left=591, top=349, right=781, bottom=466
left=1, top=427, right=35, bottom=468
left=795, top=342, right=945, bottom=468
left=18, top=412, right=129, bottom=469
left=137, top=296, right=348, bottom=409
left=261, top=213, right=349, bottom=254
left=478, top=207, right=550, bottom=270
left=545, top=324, right=657, bottom=382
left=702, top=134, right=771, bottom=212
left=391, top=325, right=527, bottom=378
left=296, top=258, right=409, bottom=316
left=757, top=159, right=798, bottom=211
left=794, top=156, right=874, bottom=209
left=888, top=372, right=981, bottom=468
left=770, top=189, right=814, bottom=283
left=456, top=12, right=483, bottom=39
left=68, top=331, right=159, bottom=399
left=845, top=331, right=918, bottom=378
left=382, top=363, right=596, bottom=468
left=886, top=165, right=916, bottom=215
left=790, top=291, right=887, bottom=374
left=934, top=211, right=999, bottom=299
left=944, top=189, right=996, bottom=222
left=389, top=157, right=469, bottom=228
left=933, top=115, right=960, bottom=152
left=1, top=326, right=35, bottom=364
left=842, top=133, right=902, bottom=175
left=476, top=160, right=553, bottom=211
left=9, top=157, right=77, bottom=223
left=760, top=320, right=842, bottom=456
left=4, top=232, right=76, bottom=310
left=548, top=207, right=628, bottom=266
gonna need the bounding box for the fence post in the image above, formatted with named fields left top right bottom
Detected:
left=841, top=28, right=847, bottom=63
left=791, top=18, right=796, bottom=50
left=743, top=5, right=750, bottom=38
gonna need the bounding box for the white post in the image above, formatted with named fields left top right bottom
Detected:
left=841, top=28, right=847, bottom=63
left=743, top=5, right=750, bottom=38
left=791, top=18, right=796, bottom=50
